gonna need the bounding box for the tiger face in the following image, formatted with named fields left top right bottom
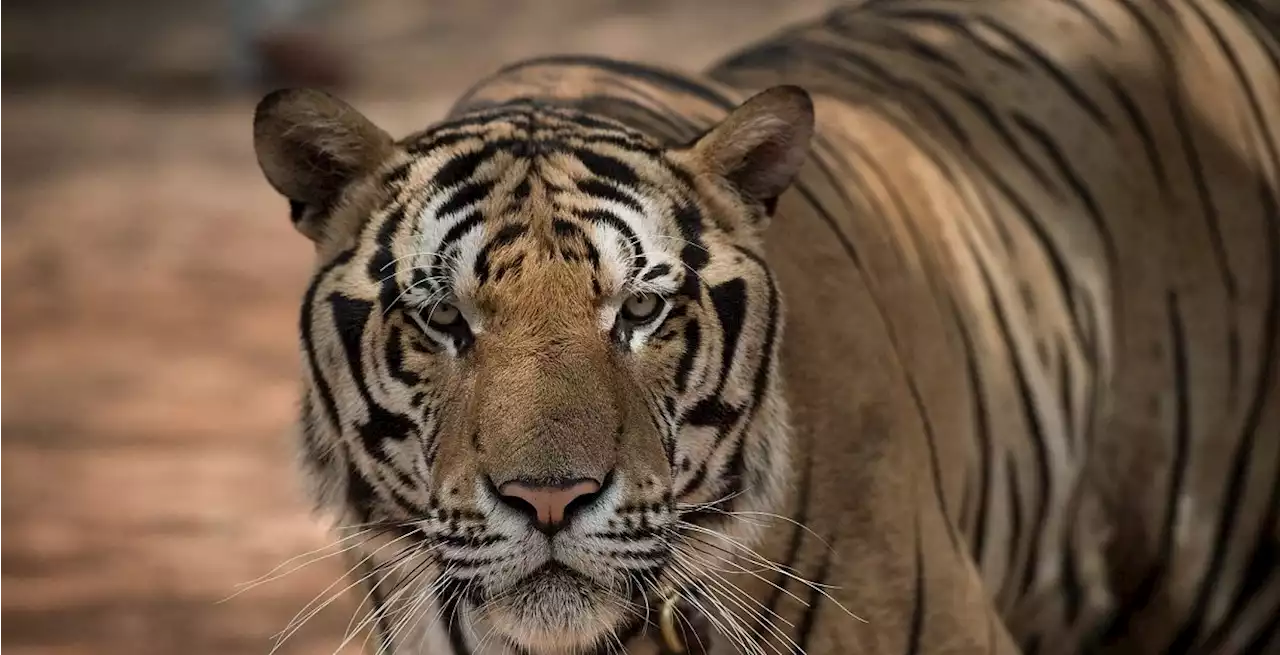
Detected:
left=253, top=85, right=813, bottom=652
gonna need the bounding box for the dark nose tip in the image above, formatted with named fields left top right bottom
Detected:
left=496, top=477, right=603, bottom=533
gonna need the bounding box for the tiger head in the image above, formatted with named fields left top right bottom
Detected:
left=253, top=83, right=813, bottom=652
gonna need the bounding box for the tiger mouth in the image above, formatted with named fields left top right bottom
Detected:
left=519, top=560, right=594, bottom=589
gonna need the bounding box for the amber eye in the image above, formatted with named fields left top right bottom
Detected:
left=620, top=293, right=664, bottom=324
left=427, top=301, right=462, bottom=327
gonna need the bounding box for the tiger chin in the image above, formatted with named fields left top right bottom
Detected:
left=252, top=65, right=804, bottom=652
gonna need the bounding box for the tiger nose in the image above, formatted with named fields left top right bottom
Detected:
left=496, top=477, right=603, bottom=534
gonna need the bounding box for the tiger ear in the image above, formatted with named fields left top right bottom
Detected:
left=690, top=85, right=814, bottom=212
left=253, top=88, right=394, bottom=241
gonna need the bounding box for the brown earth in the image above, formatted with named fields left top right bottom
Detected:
left=1, top=1, right=841, bottom=653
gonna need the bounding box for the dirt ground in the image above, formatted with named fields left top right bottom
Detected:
left=1, top=1, right=842, bottom=653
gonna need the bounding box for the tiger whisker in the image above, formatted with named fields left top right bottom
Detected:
left=377, top=561, right=451, bottom=654
left=343, top=546, right=440, bottom=649
left=674, top=487, right=752, bottom=512
left=359, top=561, right=457, bottom=655
left=692, top=507, right=836, bottom=552
left=666, top=561, right=768, bottom=655
left=222, top=528, right=380, bottom=602
left=677, top=521, right=832, bottom=587
left=381, top=277, right=450, bottom=317
left=376, top=250, right=464, bottom=276
left=675, top=543, right=798, bottom=629
left=676, top=537, right=812, bottom=609
left=677, top=525, right=866, bottom=624
left=673, top=544, right=806, bottom=655
left=339, top=553, right=434, bottom=655
left=273, top=534, right=422, bottom=652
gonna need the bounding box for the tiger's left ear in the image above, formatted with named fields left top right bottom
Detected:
left=690, top=85, right=814, bottom=214
left=253, top=88, right=395, bottom=242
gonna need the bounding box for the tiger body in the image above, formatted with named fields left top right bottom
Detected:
left=251, top=1, right=1280, bottom=654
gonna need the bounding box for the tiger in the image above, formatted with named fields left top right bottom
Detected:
left=250, top=0, right=1280, bottom=653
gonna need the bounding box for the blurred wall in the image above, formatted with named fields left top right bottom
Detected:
left=1, top=1, right=841, bottom=653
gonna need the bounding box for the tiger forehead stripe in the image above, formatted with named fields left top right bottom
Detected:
left=376, top=112, right=694, bottom=302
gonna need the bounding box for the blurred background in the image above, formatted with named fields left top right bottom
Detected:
left=2, top=1, right=844, bottom=653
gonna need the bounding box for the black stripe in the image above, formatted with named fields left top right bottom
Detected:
left=765, top=449, right=814, bottom=616
left=1240, top=604, right=1280, bottom=655
left=825, top=15, right=964, bottom=75
left=578, top=178, right=646, bottom=215
left=381, top=160, right=414, bottom=187
left=674, top=319, right=701, bottom=393
left=329, top=294, right=419, bottom=449
left=386, top=324, right=422, bottom=386
left=1177, top=136, right=1280, bottom=655
left=950, top=300, right=993, bottom=566
left=498, top=55, right=738, bottom=111
left=581, top=208, right=647, bottom=274
left=809, top=136, right=881, bottom=236
left=840, top=6, right=1029, bottom=72
left=1167, top=158, right=1280, bottom=655
left=369, top=202, right=411, bottom=309
left=1097, top=69, right=1169, bottom=194
left=1202, top=173, right=1280, bottom=649
left=1010, top=113, right=1121, bottom=293
left=442, top=594, right=472, bottom=655
left=642, top=263, right=673, bottom=282
left=1051, top=0, right=1119, bottom=41
left=674, top=203, right=709, bottom=271
left=354, top=555, right=396, bottom=653
left=298, top=395, right=334, bottom=470
left=1167, top=73, right=1238, bottom=303
left=567, top=94, right=701, bottom=144
left=575, top=148, right=641, bottom=186
left=1098, top=292, right=1192, bottom=645
left=905, top=516, right=926, bottom=655
left=796, top=39, right=974, bottom=151
left=973, top=257, right=1052, bottom=598
left=971, top=149, right=1081, bottom=332
left=974, top=17, right=1112, bottom=131
left=708, top=278, right=748, bottom=394
left=1185, top=0, right=1280, bottom=406
left=676, top=247, right=777, bottom=501
left=883, top=25, right=965, bottom=74
left=793, top=180, right=862, bottom=268
left=346, top=460, right=379, bottom=518
left=1057, top=340, right=1076, bottom=449
left=725, top=248, right=780, bottom=441
left=1004, top=456, right=1025, bottom=605
left=552, top=217, right=586, bottom=239
left=301, top=250, right=355, bottom=436
left=906, top=379, right=964, bottom=557
left=438, top=211, right=484, bottom=253
left=437, top=180, right=494, bottom=219
left=474, top=222, right=527, bottom=281
left=934, top=77, right=1060, bottom=195
left=1058, top=487, right=1086, bottom=623
left=595, top=74, right=711, bottom=140
left=435, top=146, right=498, bottom=189
left=796, top=534, right=837, bottom=653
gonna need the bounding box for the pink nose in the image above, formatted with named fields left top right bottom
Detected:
left=497, top=478, right=603, bottom=531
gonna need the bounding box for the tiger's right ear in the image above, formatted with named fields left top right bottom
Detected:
left=688, top=85, right=814, bottom=218
left=253, top=88, right=394, bottom=241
